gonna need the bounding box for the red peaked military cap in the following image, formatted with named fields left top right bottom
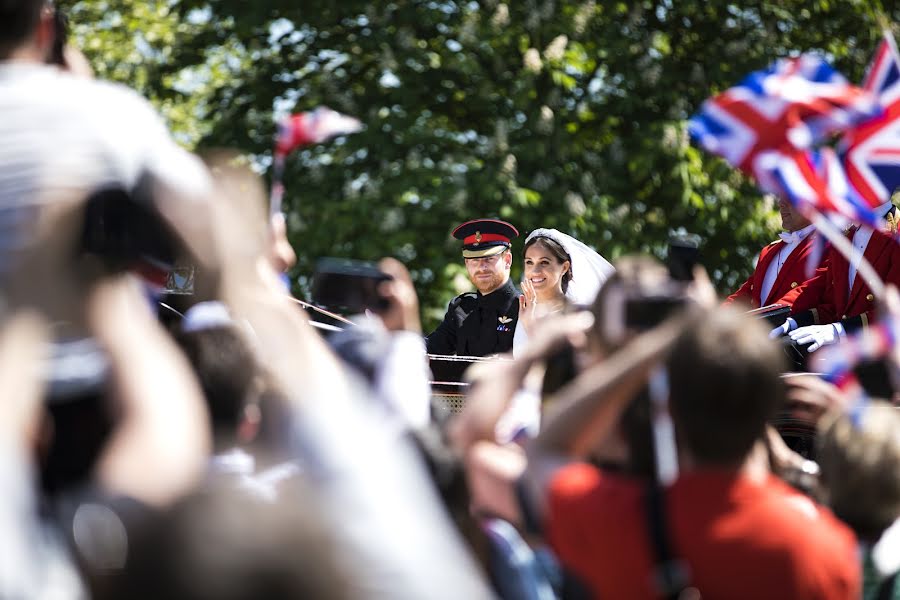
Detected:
left=452, top=219, right=519, bottom=258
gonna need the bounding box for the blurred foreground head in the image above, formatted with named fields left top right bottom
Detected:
left=818, top=401, right=900, bottom=540
left=174, top=321, right=262, bottom=448
left=581, top=255, right=687, bottom=476
left=668, top=307, right=786, bottom=466
left=93, top=481, right=351, bottom=600
left=0, top=0, right=47, bottom=60
left=589, top=255, right=679, bottom=357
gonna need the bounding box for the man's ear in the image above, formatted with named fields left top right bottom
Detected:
left=503, top=251, right=513, bottom=269
left=35, top=7, right=56, bottom=59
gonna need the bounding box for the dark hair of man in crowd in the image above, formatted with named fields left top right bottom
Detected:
left=817, top=400, right=900, bottom=541
left=667, top=307, right=786, bottom=465
left=92, top=481, right=352, bottom=600
left=173, top=325, right=260, bottom=445
left=523, top=235, right=573, bottom=293
left=0, top=0, right=45, bottom=58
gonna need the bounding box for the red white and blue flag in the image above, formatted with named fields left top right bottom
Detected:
left=275, top=107, right=362, bottom=157
left=269, top=107, right=362, bottom=215
left=840, top=33, right=900, bottom=208
left=689, top=54, right=880, bottom=192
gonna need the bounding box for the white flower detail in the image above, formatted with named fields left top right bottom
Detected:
left=523, top=48, right=542, bottom=73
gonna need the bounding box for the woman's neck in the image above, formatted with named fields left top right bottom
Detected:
left=536, top=289, right=565, bottom=305
left=535, top=292, right=566, bottom=317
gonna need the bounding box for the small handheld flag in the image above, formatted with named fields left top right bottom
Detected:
left=269, top=107, right=363, bottom=215
left=275, top=108, right=363, bottom=157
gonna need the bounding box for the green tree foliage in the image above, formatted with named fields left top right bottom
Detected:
left=61, top=0, right=894, bottom=328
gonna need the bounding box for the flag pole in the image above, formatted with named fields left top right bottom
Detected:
left=884, top=20, right=900, bottom=67
left=810, top=210, right=886, bottom=298
left=269, top=153, right=286, bottom=217
left=875, top=10, right=894, bottom=47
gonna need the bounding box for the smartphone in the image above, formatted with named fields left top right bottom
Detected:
left=311, top=258, right=392, bottom=314
left=667, top=233, right=702, bottom=282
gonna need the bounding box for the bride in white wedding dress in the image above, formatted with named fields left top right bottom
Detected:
left=513, top=228, right=614, bottom=357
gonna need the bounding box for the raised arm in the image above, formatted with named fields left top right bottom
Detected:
left=525, top=314, right=692, bottom=520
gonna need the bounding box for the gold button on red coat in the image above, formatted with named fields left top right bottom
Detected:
left=790, top=281, right=798, bottom=289
left=867, top=293, right=874, bottom=301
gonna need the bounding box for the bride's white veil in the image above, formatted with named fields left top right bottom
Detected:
left=524, top=228, right=615, bottom=306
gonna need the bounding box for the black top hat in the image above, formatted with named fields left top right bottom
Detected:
left=452, top=219, right=519, bottom=258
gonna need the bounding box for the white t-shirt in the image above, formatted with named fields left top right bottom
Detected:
left=0, top=63, right=210, bottom=281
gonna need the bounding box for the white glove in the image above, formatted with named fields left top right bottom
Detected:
left=788, top=323, right=846, bottom=353
left=769, top=317, right=798, bottom=339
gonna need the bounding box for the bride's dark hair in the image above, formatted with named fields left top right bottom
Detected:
left=523, top=235, right=573, bottom=293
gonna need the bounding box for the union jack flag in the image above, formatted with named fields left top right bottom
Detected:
left=269, top=107, right=362, bottom=215
left=274, top=107, right=362, bottom=156
left=761, top=147, right=880, bottom=227
left=840, top=33, right=900, bottom=206
left=689, top=54, right=880, bottom=193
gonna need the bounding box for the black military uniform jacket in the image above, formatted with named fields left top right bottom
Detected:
left=426, top=278, right=520, bottom=357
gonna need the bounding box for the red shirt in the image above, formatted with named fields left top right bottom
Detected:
left=546, top=465, right=860, bottom=600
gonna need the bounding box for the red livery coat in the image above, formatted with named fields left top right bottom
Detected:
left=725, top=235, right=817, bottom=309
left=784, top=218, right=900, bottom=331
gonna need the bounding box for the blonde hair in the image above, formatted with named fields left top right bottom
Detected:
left=818, top=401, right=900, bottom=539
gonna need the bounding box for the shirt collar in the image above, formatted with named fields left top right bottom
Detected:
left=778, top=223, right=816, bottom=245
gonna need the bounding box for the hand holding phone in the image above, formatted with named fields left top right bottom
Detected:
left=373, top=258, right=421, bottom=333
left=311, top=258, right=393, bottom=315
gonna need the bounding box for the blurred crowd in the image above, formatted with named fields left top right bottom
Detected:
left=3, top=1, right=900, bottom=599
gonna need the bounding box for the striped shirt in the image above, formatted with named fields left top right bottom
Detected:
left=0, top=62, right=210, bottom=282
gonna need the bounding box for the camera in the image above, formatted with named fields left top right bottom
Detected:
left=79, top=178, right=183, bottom=275
left=41, top=338, right=113, bottom=496
left=606, top=233, right=697, bottom=330
left=311, top=258, right=392, bottom=314
left=597, top=253, right=694, bottom=347
left=625, top=293, right=687, bottom=329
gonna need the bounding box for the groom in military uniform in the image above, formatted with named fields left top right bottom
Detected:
left=426, top=219, right=520, bottom=358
